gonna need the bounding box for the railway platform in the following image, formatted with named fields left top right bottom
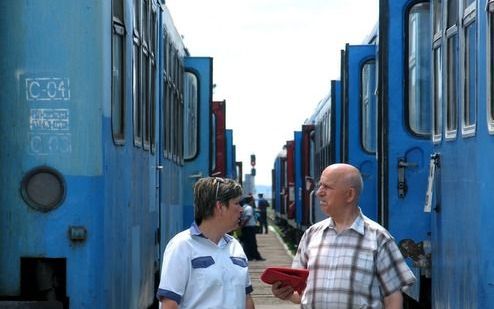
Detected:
left=248, top=227, right=300, bottom=309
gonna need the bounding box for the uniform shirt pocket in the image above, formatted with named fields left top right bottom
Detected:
left=191, top=256, right=215, bottom=268
left=230, top=256, right=248, bottom=268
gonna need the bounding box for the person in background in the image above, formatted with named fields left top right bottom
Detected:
left=271, top=163, right=415, bottom=309
left=241, top=195, right=265, bottom=261
left=156, top=177, right=255, bottom=309
left=257, top=193, right=269, bottom=234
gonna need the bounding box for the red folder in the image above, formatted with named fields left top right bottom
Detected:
left=260, top=267, right=309, bottom=294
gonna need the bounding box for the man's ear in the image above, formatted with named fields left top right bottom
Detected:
left=346, top=187, right=357, bottom=203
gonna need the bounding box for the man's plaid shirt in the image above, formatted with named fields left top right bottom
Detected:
left=292, top=210, right=416, bottom=309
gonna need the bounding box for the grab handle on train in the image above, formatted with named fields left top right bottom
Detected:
left=398, top=158, right=417, bottom=198
left=188, top=173, right=203, bottom=179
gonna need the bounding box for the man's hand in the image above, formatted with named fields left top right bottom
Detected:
left=271, top=281, right=301, bottom=304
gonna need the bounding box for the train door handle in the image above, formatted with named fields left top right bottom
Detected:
left=397, top=158, right=417, bottom=198
left=188, top=173, right=203, bottom=179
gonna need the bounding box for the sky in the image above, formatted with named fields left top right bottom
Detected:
left=166, top=0, right=379, bottom=186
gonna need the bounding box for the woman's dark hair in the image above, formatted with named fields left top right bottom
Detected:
left=193, top=177, right=243, bottom=225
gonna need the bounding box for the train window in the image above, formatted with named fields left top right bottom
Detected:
left=462, top=3, right=477, bottom=135
left=133, top=0, right=139, bottom=30
left=143, top=49, right=150, bottom=150
left=150, top=7, right=157, bottom=153
left=112, top=0, right=125, bottom=145
left=361, top=60, right=376, bottom=153
left=142, top=0, right=150, bottom=150
left=407, top=3, right=432, bottom=136
left=133, top=0, right=142, bottom=147
left=447, top=0, right=459, bottom=28
left=433, top=46, right=443, bottom=142
left=446, top=33, right=459, bottom=137
left=489, top=1, right=494, bottom=132
left=433, top=0, right=442, bottom=38
left=133, top=41, right=142, bottom=147
left=445, top=0, right=459, bottom=138
left=178, top=62, right=184, bottom=162
left=184, top=72, right=199, bottom=160
left=463, top=0, right=475, bottom=7
left=211, top=113, right=217, bottom=172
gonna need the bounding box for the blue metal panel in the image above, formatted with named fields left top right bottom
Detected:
left=183, top=57, right=213, bottom=227
left=294, top=131, right=303, bottom=225
left=344, top=44, right=377, bottom=221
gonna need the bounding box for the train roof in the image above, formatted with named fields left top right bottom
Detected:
left=162, top=5, right=189, bottom=57
left=305, top=88, right=332, bottom=125
left=362, top=22, right=378, bottom=44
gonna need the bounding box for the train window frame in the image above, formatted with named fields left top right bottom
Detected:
left=111, top=1, right=126, bottom=145
left=184, top=71, right=199, bottom=161
left=432, top=0, right=443, bottom=143
left=406, top=2, right=432, bottom=138
left=488, top=1, right=494, bottom=133
left=461, top=2, right=477, bottom=137
left=360, top=59, right=377, bottom=153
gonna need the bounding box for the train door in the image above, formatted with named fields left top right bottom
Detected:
left=343, top=44, right=377, bottom=221
left=182, top=57, right=213, bottom=227
left=430, top=0, right=494, bottom=307
left=378, top=0, right=432, bottom=303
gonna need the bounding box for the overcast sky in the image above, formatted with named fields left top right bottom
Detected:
left=166, top=0, right=379, bottom=186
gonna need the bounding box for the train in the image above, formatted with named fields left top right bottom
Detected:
left=272, top=0, right=494, bottom=308
left=0, top=1, right=240, bottom=308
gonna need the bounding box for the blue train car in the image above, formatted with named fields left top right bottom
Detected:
left=0, top=1, right=216, bottom=308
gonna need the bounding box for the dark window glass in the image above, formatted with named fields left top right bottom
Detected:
left=112, top=0, right=125, bottom=144
left=433, top=47, right=443, bottom=138
left=408, top=3, right=432, bottom=135
left=446, top=34, right=459, bottom=132
left=463, top=20, right=477, bottom=128
left=361, top=60, right=376, bottom=152
left=184, top=72, right=198, bottom=160
left=433, top=0, right=443, bottom=35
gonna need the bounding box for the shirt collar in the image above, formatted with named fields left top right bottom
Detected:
left=189, top=222, right=233, bottom=245
left=326, top=208, right=365, bottom=236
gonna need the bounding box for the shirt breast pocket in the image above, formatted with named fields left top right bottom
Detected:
left=354, top=252, right=375, bottom=288
left=191, top=256, right=215, bottom=268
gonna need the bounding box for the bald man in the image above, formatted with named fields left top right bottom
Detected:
left=272, top=163, right=415, bottom=309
